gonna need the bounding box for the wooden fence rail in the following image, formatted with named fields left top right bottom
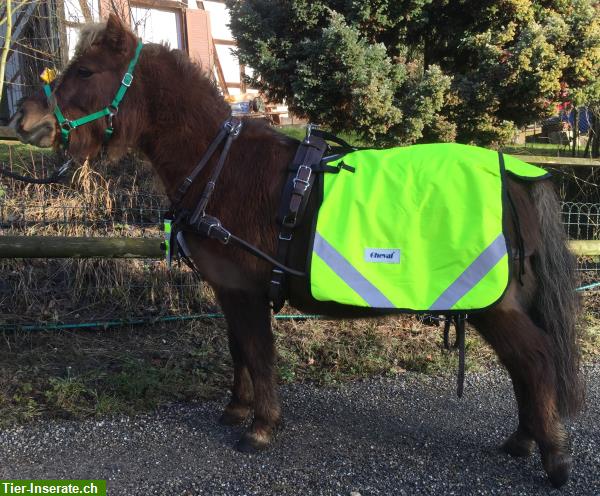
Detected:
left=517, top=155, right=600, bottom=168
left=0, top=236, right=597, bottom=259
left=0, top=236, right=163, bottom=259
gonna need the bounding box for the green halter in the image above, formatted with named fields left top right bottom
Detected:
left=43, top=40, right=143, bottom=148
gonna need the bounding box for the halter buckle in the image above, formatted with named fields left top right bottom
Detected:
left=106, top=105, right=119, bottom=130
left=121, top=72, right=133, bottom=87
left=60, top=120, right=74, bottom=131
left=57, top=159, right=73, bottom=177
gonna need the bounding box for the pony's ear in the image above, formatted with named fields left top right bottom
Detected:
left=104, top=13, right=127, bottom=52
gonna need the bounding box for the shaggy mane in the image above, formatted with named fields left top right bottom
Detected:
left=74, top=22, right=107, bottom=57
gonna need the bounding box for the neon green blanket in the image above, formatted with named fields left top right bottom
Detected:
left=309, top=143, right=548, bottom=311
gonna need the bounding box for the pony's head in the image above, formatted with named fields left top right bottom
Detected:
left=11, top=14, right=143, bottom=160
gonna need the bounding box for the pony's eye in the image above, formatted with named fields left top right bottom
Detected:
left=77, top=67, right=93, bottom=78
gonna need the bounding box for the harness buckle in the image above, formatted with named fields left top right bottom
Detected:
left=270, top=268, right=284, bottom=286
left=220, top=230, right=231, bottom=244
left=293, top=165, right=312, bottom=191
left=224, top=119, right=243, bottom=137
left=305, top=123, right=318, bottom=142
left=121, top=72, right=134, bottom=87
left=279, top=232, right=292, bottom=241
left=205, top=218, right=231, bottom=244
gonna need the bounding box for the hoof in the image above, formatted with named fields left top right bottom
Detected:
left=235, top=430, right=271, bottom=453
left=501, top=431, right=535, bottom=457
left=543, top=453, right=572, bottom=488
left=219, top=405, right=251, bottom=426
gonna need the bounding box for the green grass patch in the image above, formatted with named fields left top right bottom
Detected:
left=0, top=315, right=490, bottom=426
left=581, top=310, right=600, bottom=359
left=273, top=316, right=493, bottom=385
left=0, top=141, right=52, bottom=164
left=0, top=320, right=232, bottom=426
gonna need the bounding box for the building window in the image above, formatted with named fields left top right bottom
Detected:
left=131, top=5, right=183, bottom=49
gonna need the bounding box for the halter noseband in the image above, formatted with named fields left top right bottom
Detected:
left=43, top=40, right=143, bottom=148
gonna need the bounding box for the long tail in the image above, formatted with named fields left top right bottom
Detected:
left=531, top=181, right=584, bottom=418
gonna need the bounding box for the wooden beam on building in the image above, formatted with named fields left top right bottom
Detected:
left=78, top=0, right=93, bottom=22
left=212, top=39, right=228, bottom=96
left=213, top=38, right=235, bottom=46
left=239, top=63, right=246, bottom=93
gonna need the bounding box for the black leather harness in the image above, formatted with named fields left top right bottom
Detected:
left=164, top=119, right=319, bottom=288
left=165, top=120, right=357, bottom=311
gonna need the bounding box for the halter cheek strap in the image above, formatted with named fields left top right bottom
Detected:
left=44, top=40, right=143, bottom=148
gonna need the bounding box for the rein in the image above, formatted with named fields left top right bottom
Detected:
left=43, top=40, right=143, bottom=148
left=0, top=158, right=72, bottom=185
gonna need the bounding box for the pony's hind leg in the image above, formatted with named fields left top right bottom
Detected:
left=216, top=289, right=281, bottom=452
left=501, top=377, right=536, bottom=457
left=218, top=329, right=254, bottom=426
left=471, top=299, right=572, bottom=488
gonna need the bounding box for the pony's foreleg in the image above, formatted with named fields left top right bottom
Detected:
left=216, top=289, right=281, bottom=452
left=471, top=304, right=572, bottom=488
left=218, top=327, right=254, bottom=426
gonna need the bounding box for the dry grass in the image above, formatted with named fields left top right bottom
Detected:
left=0, top=144, right=184, bottom=325
left=0, top=311, right=492, bottom=426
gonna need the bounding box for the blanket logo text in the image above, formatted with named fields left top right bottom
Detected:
left=364, top=248, right=401, bottom=264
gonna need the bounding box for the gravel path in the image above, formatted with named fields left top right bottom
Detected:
left=0, top=364, right=598, bottom=495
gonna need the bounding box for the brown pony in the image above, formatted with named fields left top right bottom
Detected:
left=11, top=14, right=583, bottom=488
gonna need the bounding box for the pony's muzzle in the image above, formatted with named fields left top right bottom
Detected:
left=10, top=105, right=56, bottom=148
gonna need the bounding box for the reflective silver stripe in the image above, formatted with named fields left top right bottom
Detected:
left=313, top=233, right=395, bottom=307
left=429, top=233, right=507, bottom=311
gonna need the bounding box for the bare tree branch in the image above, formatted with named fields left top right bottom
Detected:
left=0, top=0, right=13, bottom=107
left=0, top=0, right=30, bottom=27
